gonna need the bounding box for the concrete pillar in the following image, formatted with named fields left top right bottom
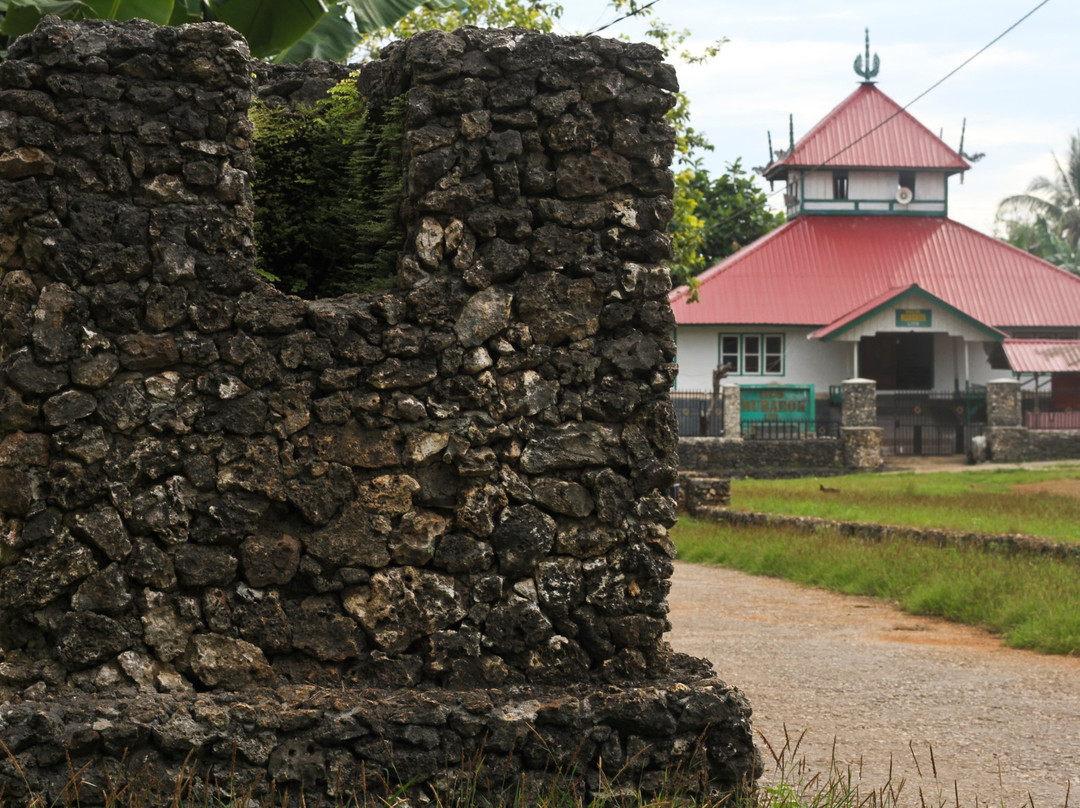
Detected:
left=721, top=382, right=742, bottom=439
left=984, top=378, right=1025, bottom=462
left=841, top=378, right=878, bottom=427
left=840, top=378, right=883, bottom=468
left=986, top=378, right=1022, bottom=427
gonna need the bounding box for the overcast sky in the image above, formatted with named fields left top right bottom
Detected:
left=553, top=0, right=1077, bottom=237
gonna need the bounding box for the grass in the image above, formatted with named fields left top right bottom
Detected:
left=727, top=467, right=1080, bottom=542
left=672, top=514, right=1080, bottom=655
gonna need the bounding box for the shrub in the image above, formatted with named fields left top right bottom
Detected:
left=252, top=79, right=406, bottom=298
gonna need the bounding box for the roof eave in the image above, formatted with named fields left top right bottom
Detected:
left=811, top=283, right=1007, bottom=342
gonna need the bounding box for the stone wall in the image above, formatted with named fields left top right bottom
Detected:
left=985, top=425, right=1080, bottom=463
left=0, top=17, right=757, bottom=802
left=679, top=436, right=844, bottom=478
left=982, top=379, right=1080, bottom=463
left=681, top=379, right=882, bottom=477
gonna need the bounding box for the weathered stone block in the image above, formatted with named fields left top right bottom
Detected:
left=0, top=18, right=759, bottom=802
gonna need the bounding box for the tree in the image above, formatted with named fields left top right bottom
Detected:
left=690, top=160, right=784, bottom=268
left=0, top=0, right=464, bottom=62
left=999, top=216, right=1080, bottom=275
left=997, top=132, right=1080, bottom=266
left=347, top=0, right=564, bottom=58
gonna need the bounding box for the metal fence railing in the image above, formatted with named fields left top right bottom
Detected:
left=1021, top=389, right=1080, bottom=429
left=1026, top=411, right=1080, bottom=430
left=672, top=391, right=724, bottom=437
left=876, top=388, right=987, bottom=456
left=741, top=419, right=840, bottom=440
left=672, top=390, right=842, bottom=439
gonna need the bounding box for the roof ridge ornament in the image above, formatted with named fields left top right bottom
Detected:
left=853, top=27, right=880, bottom=82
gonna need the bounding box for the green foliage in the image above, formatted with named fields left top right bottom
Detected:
left=999, top=214, right=1080, bottom=274
left=997, top=131, right=1080, bottom=270
left=667, top=168, right=707, bottom=297
left=666, top=162, right=784, bottom=296
left=692, top=159, right=785, bottom=267
left=0, top=0, right=173, bottom=36
left=252, top=80, right=405, bottom=298
left=350, top=0, right=565, bottom=59
left=0, top=0, right=466, bottom=62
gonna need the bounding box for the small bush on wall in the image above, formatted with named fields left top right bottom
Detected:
left=252, top=79, right=405, bottom=298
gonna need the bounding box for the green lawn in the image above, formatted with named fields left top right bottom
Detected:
left=671, top=466, right=1080, bottom=655
left=727, top=467, right=1080, bottom=542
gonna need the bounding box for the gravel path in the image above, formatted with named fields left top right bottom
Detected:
left=667, top=561, right=1080, bottom=808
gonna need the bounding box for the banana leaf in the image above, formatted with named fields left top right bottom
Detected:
left=346, top=0, right=463, bottom=34
left=1, top=0, right=88, bottom=35
left=209, top=0, right=328, bottom=58
left=82, top=0, right=174, bottom=23
left=273, top=4, right=359, bottom=63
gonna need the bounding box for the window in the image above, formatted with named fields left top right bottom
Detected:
left=764, top=335, right=784, bottom=374
left=743, top=335, right=761, bottom=373
left=899, top=171, right=916, bottom=194
left=832, top=171, right=849, bottom=200
left=719, top=334, right=740, bottom=373
left=719, top=333, right=785, bottom=376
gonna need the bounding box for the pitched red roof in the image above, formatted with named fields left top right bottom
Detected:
left=763, top=83, right=969, bottom=177
left=1003, top=340, right=1080, bottom=373
left=670, top=216, right=1080, bottom=331
left=809, top=283, right=1005, bottom=341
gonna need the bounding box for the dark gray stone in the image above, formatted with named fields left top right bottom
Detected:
left=0, top=18, right=758, bottom=803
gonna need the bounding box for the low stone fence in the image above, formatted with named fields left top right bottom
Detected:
left=985, top=426, right=1080, bottom=464
left=705, top=508, right=1080, bottom=564
left=679, top=436, right=844, bottom=479
left=679, top=380, right=881, bottom=478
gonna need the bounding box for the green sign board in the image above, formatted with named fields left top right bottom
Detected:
left=895, top=308, right=932, bottom=328
left=740, top=384, right=815, bottom=422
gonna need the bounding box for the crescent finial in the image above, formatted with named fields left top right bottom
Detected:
left=854, top=27, right=880, bottom=82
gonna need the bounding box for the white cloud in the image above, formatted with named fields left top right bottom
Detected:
left=556, top=0, right=1080, bottom=237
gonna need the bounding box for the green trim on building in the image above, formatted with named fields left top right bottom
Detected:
left=817, top=285, right=1005, bottom=342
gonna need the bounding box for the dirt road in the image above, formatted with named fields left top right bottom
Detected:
left=668, top=562, right=1080, bottom=808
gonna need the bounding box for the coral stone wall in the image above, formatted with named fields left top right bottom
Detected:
left=0, top=18, right=682, bottom=694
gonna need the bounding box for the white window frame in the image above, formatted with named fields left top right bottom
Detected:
left=718, top=333, right=785, bottom=376
left=719, top=334, right=741, bottom=374
left=763, top=334, right=784, bottom=375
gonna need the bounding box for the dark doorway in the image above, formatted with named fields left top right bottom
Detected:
left=859, top=333, right=934, bottom=390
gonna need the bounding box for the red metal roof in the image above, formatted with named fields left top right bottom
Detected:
left=764, top=84, right=969, bottom=176
left=670, top=216, right=1080, bottom=331
left=1003, top=340, right=1080, bottom=373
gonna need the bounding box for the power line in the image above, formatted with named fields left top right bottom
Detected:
left=797, top=0, right=1053, bottom=174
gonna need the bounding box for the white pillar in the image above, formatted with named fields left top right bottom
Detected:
left=852, top=342, right=859, bottom=377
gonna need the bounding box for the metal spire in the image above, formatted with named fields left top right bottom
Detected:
left=853, top=28, right=880, bottom=82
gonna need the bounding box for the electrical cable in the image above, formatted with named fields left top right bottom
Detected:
left=686, top=0, right=1054, bottom=251
left=790, top=0, right=1053, bottom=176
